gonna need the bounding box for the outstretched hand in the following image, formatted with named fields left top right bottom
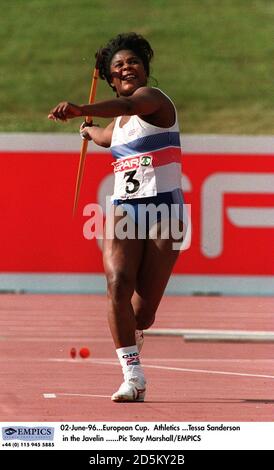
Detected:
left=48, top=102, right=82, bottom=121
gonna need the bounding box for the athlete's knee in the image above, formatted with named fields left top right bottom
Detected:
left=141, top=315, right=156, bottom=330
left=135, top=309, right=156, bottom=330
left=106, top=271, right=135, bottom=303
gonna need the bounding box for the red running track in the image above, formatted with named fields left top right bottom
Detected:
left=0, top=294, right=273, bottom=422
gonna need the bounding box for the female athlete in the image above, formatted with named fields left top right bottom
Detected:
left=48, top=32, right=184, bottom=402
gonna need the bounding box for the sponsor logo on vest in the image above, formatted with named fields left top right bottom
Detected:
left=140, top=155, right=152, bottom=166
left=113, top=157, right=140, bottom=173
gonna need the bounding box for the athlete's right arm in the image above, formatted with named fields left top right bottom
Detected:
left=48, top=88, right=163, bottom=122
left=80, top=120, right=114, bottom=148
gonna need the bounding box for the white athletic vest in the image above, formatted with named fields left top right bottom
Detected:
left=110, top=89, right=182, bottom=200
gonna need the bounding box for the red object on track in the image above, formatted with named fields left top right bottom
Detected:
left=70, top=347, right=77, bottom=359
left=79, top=347, right=90, bottom=359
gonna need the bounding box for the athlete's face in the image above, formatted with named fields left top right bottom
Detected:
left=110, top=50, right=148, bottom=96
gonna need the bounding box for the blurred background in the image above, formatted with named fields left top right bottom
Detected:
left=1, top=0, right=273, bottom=133
left=0, top=0, right=273, bottom=295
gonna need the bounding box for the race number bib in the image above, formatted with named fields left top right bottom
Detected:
left=112, top=155, right=157, bottom=199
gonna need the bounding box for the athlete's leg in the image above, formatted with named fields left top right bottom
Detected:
left=103, top=206, right=144, bottom=348
left=103, top=207, right=147, bottom=401
left=132, top=220, right=184, bottom=330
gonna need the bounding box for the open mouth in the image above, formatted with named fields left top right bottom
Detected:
left=122, top=74, right=137, bottom=82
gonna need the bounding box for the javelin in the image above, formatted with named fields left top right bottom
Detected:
left=73, top=58, right=99, bottom=215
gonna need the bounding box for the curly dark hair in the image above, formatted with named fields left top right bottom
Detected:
left=96, top=32, right=154, bottom=91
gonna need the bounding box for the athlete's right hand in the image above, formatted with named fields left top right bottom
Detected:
left=79, top=121, right=93, bottom=141
left=48, top=102, right=82, bottom=121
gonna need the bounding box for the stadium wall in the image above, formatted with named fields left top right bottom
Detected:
left=0, top=133, right=273, bottom=296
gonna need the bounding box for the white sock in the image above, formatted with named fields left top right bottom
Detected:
left=116, top=345, right=146, bottom=384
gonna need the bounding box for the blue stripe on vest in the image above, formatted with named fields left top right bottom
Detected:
left=110, top=132, right=181, bottom=158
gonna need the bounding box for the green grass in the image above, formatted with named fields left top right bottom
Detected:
left=0, top=0, right=273, bottom=134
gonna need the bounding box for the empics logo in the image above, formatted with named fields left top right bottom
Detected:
left=3, top=428, right=17, bottom=436
left=2, top=426, right=54, bottom=441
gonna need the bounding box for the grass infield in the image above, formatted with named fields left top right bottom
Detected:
left=0, top=0, right=273, bottom=134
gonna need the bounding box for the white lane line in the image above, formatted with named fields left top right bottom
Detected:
left=46, top=358, right=274, bottom=380
left=59, top=393, right=111, bottom=398
left=143, top=358, right=274, bottom=363
left=87, top=359, right=274, bottom=380
left=2, top=357, right=274, bottom=367
left=142, top=364, right=274, bottom=380
left=43, top=393, right=110, bottom=399
left=86, top=358, right=274, bottom=363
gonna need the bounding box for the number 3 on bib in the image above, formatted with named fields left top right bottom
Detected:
left=112, top=155, right=157, bottom=200
left=124, top=170, right=140, bottom=194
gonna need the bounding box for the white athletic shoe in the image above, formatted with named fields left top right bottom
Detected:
left=111, top=377, right=146, bottom=402
left=135, top=330, right=144, bottom=352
